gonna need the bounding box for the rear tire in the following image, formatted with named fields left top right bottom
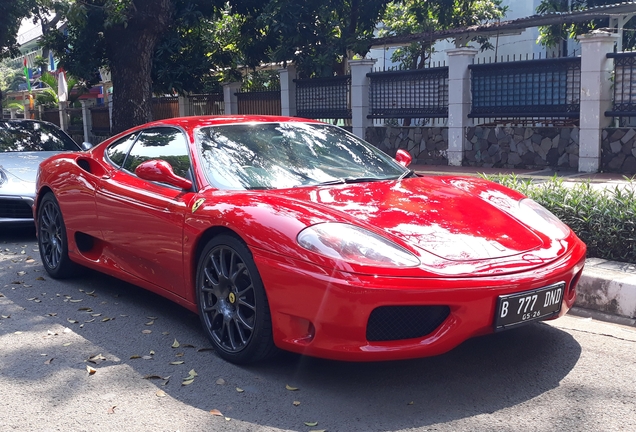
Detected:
left=196, top=234, right=278, bottom=364
left=37, top=193, right=77, bottom=279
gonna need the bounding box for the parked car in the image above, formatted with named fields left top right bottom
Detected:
left=34, top=115, right=586, bottom=364
left=0, top=119, right=84, bottom=225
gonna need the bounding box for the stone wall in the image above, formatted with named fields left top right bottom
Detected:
left=464, top=127, right=580, bottom=170
left=365, top=127, right=448, bottom=164
left=601, top=129, right=636, bottom=175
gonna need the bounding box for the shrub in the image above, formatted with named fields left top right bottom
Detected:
left=483, top=174, right=636, bottom=263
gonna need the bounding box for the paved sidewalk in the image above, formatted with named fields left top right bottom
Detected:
left=412, top=164, right=636, bottom=325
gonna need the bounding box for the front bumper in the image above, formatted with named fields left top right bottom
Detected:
left=253, top=241, right=586, bottom=362
left=0, top=195, right=34, bottom=224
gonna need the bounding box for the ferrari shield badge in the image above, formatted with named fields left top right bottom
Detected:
left=192, top=198, right=205, bottom=213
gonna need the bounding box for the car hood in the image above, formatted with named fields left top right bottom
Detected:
left=275, top=176, right=547, bottom=262
left=0, top=151, right=60, bottom=183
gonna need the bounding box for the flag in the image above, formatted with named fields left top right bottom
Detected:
left=23, top=58, right=31, bottom=91
left=58, top=69, right=68, bottom=102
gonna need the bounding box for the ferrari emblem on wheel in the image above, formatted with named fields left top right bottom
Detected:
left=228, top=292, right=236, bottom=304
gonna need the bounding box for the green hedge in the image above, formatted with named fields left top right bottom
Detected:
left=483, top=175, right=636, bottom=263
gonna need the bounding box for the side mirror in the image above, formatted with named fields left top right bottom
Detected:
left=81, top=142, right=93, bottom=150
left=135, top=159, right=193, bottom=190
left=395, top=149, right=412, bottom=167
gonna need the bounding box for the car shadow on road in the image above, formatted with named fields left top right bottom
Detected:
left=0, top=228, right=582, bottom=431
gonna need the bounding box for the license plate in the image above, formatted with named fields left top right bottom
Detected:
left=495, top=282, right=565, bottom=331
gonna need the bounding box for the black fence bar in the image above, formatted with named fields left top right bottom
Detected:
left=367, top=67, right=449, bottom=118
left=295, top=76, right=351, bottom=119
left=469, top=57, right=581, bottom=119
left=151, top=96, right=179, bottom=120
left=606, top=53, right=636, bottom=123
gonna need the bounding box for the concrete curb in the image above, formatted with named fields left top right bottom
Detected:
left=576, top=258, right=636, bottom=322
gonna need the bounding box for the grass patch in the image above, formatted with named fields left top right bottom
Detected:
left=483, top=174, right=636, bottom=263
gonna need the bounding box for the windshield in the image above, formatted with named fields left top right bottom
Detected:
left=196, top=122, right=408, bottom=190
left=0, top=120, right=80, bottom=152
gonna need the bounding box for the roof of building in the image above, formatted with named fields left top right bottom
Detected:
left=371, top=1, right=636, bottom=48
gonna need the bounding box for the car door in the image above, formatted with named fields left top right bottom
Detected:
left=95, top=127, right=195, bottom=297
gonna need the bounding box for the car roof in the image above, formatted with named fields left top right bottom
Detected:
left=138, top=115, right=323, bottom=131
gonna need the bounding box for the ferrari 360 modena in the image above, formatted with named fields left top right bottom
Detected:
left=34, top=116, right=586, bottom=364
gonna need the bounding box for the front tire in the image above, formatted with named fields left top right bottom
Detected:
left=196, top=234, right=277, bottom=364
left=37, top=193, right=76, bottom=279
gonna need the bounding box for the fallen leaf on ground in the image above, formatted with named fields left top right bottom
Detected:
left=86, top=365, right=97, bottom=375
left=78, top=307, right=92, bottom=312
left=130, top=354, right=141, bottom=359
left=63, top=342, right=72, bottom=346
left=101, top=317, right=111, bottom=322
left=69, top=299, right=82, bottom=303
left=26, top=259, right=35, bottom=263
left=1, top=315, right=9, bottom=319
left=46, top=313, right=57, bottom=317
left=175, top=352, right=184, bottom=357
left=143, top=375, right=170, bottom=380
left=304, top=422, right=318, bottom=427
left=169, top=361, right=184, bottom=365
left=293, top=401, right=300, bottom=406
left=67, top=318, right=78, bottom=324
left=162, top=332, right=169, bottom=335
left=142, top=330, right=152, bottom=334
left=142, top=355, right=153, bottom=360
left=91, top=313, right=101, bottom=317
left=107, top=406, right=116, bottom=414
left=17, top=271, right=26, bottom=276
left=14, top=331, right=23, bottom=335
left=182, top=344, right=196, bottom=348
left=408, top=401, right=414, bottom=405
left=216, top=378, right=226, bottom=385
left=171, top=339, right=180, bottom=348
left=236, top=388, right=244, bottom=393
left=145, top=320, right=154, bottom=326
left=182, top=379, right=194, bottom=386
left=156, top=390, right=167, bottom=397
left=147, top=316, right=157, bottom=320
left=86, top=290, right=96, bottom=296
left=35, top=276, right=45, bottom=281
left=286, top=384, right=299, bottom=391
left=88, top=353, right=107, bottom=364
left=44, top=358, right=54, bottom=365
left=197, top=347, right=214, bottom=352
left=84, top=319, right=95, bottom=323
left=209, top=409, right=223, bottom=416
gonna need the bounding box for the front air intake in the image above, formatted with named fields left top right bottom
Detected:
left=366, top=305, right=450, bottom=342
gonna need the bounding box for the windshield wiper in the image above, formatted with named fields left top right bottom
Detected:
left=397, top=169, right=415, bottom=181
left=313, top=177, right=386, bottom=187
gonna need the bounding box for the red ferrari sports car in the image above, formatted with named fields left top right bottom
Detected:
left=34, top=115, right=586, bottom=364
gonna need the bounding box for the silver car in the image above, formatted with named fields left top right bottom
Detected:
left=0, top=119, right=83, bottom=224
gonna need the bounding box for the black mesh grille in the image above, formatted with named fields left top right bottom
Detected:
left=0, top=199, right=33, bottom=219
left=366, top=305, right=450, bottom=342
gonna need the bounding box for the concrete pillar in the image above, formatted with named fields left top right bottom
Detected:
left=108, top=97, right=113, bottom=131
left=349, top=59, right=376, bottom=139
left=10, top=108, right=17, bottom=119
left=223, top=82, right=241, bottom=115
left=446, top=47, right=478, bottom=166
left=81, top=100, right=93, bottom=143
left=578, top=31, right=619, bottom=173
left=38, top=105, right=44, bottom=121
left=23, top=94, right=31, bottom=120
left=178, top=95, right=190, bottom=117
left=58, top=101, right=69, bottom=131
left=279, top=65, right=297, bottom=116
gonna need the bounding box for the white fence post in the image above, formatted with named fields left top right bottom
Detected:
left=81, top=100, right=92, bottom=143
left=349, top=59, right=376, bottom=140
left=58, top=101, right=68, bottom=131
left=279, top=65, right=297, bottom=117
left=446, top=47, right=478, bottom=166
left=223, top=82, right=241, bottom=115
left=578, top=31, right=620, bottom=173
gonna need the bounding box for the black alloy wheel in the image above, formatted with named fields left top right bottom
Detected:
left=37, top=193, right=76, bottom=278
left=196, top=234, right=277, bottom=364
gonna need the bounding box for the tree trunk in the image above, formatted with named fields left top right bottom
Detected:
left=105, top=0, right=174, bottom=134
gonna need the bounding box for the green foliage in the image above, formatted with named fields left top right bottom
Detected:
left=0, top=0, right=36, bottom=60
left=537, top=0, right=636, bottom=51
left=485, top=174, right=636, bottom=263
left=379, top=0, right=507, bottom=69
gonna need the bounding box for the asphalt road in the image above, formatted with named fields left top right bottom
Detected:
left=1, top=226, right=635, bottom=432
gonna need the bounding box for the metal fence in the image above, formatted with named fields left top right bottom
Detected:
left=151, top=96, right=179, bottom=120
left=469, top=57, right=581, bottom=124
left=41, top=109, right=60, bottom=126
left=606, top=52, right=636, bottom=125
left=295, top=75, right=351, bottom=119
left=367, top=67, right=449, bottom=120
left=188, top=93, right=224, bottom=116
left=90, top=107, right=111, bottom=134
left=237, top=90, right=281, bottom=116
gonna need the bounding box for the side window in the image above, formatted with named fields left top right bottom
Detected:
left=106, top=133, right=138, bottom=167
left=122, top=127, right=191, bottom=179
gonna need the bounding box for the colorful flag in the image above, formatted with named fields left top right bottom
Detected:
left=23, top=58, right=31, bottom=91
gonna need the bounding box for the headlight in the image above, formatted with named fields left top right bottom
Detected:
left=297, top=223, right=420, bottom=267
left=517, top=199, right=570, bottom=240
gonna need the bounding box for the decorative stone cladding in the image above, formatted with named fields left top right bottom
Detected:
left=464, top=127, right=580, bottom=170
left=365, top=127, right=449, bottom=165
left=601, top=129, right=636, bottom=175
